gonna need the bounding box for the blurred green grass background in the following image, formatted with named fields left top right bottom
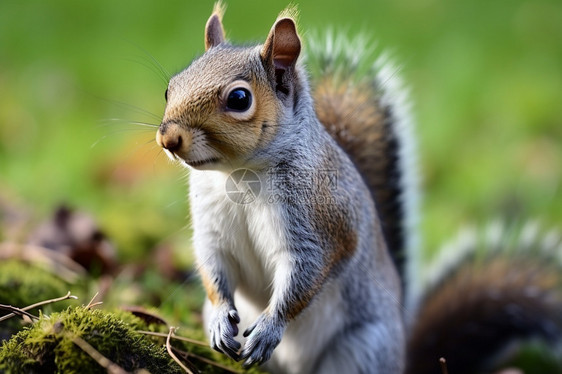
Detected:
left=0, top=0, right=561, bottom=259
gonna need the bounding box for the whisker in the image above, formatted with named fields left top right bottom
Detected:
left=133, top=42, right=171, bottom=80
left=142, top=141, right=164, bottom=161
left=99, top=118, right=159, bottom=128
left=144, top=137, right=156, bottom=145
left=204, top=128, right=243, bottom=138
left=109, top=127, right=155, bottom=135
left=206, top=143, right=234, bottom=168
left=155, top=147, right=165, bottom=160
left=120, top=38, right=172, bottom=85
left=204, top=135, right=230, bottom=146
left=94, top=127, right=155, bottom=141
left=91, top=125, right=156, bottom=149
left=93, top=96, right=163, bottom=121
left=91, top=136, right=108, bottom=149
left=118, top=135, right=161, bottom=164
left=124, top=56, right=170, bottom=86
left=147, top=144, right=168, bottom=170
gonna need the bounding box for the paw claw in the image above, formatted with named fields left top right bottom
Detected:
left=242, top=325, right=254, bottom=338
left=243, top=357, right=258, bottom=368
left=208, top=305, right=241, bottom=361
left=240, top=314, right=284, bottom=367
left=229, top=310, right=241, bottom=323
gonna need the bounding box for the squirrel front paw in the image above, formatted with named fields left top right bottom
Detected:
left=240, top=314, right=285, bottom=367
left=208, top=304, right=241, bottom=360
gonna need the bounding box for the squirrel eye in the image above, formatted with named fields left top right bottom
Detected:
left=226, top=88, right=252, bottom=112
left=165, top=89, right=168, bottom=101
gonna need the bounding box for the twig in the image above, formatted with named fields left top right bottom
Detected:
left=167, top=327, right=194, bottom=374
left=137, top=330, right=208, bottom=347
left=0, top=291, right=77, bottom=323
left=72, top=336, right=130, bottom=374
left=170, top=347, right=201, bottom=374
left=0, top=304, right=38, bottom=322
left=139, top=328, right=241, bottom=372
left=172, top=347, right=241, bottom=374
left=440, top=357, right=449, bottom=374
left=85, top=292, right=103, bottom=309
left=87, top=302, right=104, bottom=309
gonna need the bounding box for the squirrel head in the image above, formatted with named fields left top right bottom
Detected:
left=156, top=3, right=302, bottom=170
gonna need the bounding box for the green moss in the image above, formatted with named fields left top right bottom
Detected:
left=0, top=306, right=268, bottom=373
left=0, top=260, right=265, bottom=372
left=0, top=307, right=183, bottom=373
left=0, top=259, right=78, bottom=341
left=0, top=260, right=71, bottom=308
left=501, top=341, right=562, bottom=374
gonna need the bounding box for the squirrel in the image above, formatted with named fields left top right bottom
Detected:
left=155, top=3, right=562, bottom=374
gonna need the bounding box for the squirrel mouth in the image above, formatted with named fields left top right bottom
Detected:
left=185, top=157, right=220, bottom=168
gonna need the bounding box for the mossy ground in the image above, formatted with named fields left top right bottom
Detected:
left=0, top=260, right=76, bottom=342
left=0, top=307, right=182, bottom=373
left=0, top=260, right=72, bottom=309
left=0, top=305, right=267, bottom=373
left=0, top=259, right=266, bottom=373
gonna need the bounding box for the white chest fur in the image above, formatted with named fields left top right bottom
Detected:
left=189, top=168, right=287, bottom=306
left=189, top=168, right=348, bottom=374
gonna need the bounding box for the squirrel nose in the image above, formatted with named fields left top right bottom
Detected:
left=156, top=122, right=187, bottom=153
left=160, top=132, right=182, bottom=152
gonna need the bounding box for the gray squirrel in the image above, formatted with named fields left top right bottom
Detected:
left=155, top=3, right=562, bottom=373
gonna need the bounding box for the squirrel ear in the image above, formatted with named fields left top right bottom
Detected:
left=205, top=2, right=226, bottom=51
left=261, top=17, right=301, bottom=75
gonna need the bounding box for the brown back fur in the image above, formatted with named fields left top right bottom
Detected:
left=313, top=75, right=406, bottom=277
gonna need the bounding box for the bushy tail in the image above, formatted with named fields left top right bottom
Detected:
left=305, top=32, right=419, bottom=285
left=406, top=222, right=562, bottom=374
